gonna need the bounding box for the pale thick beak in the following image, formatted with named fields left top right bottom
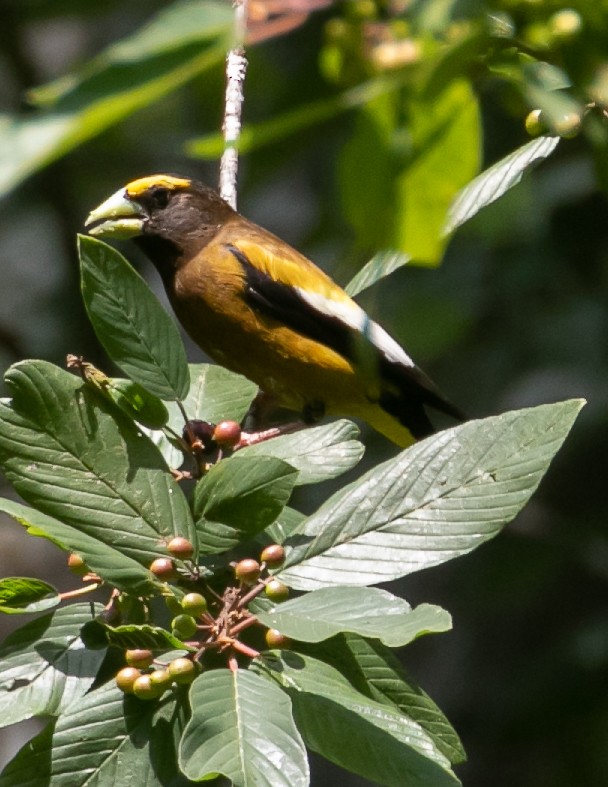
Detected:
left=85, top=189, right=146, bottom=239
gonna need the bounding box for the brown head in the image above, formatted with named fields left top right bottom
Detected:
left=85, top=175, right=236, bottom=276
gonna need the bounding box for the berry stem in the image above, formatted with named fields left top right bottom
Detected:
left=236, top=581, right=266, bottom=609
left=229, top=614, right=259, bottom=636
left=59, top=582, right=102, bottom=600
left=231, top=639, right=260, bottom=660
left=228, top=654, right=239, bottom=672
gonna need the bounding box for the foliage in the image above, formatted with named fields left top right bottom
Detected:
left=0, top=0, right=602, bottom=784
left=0, top=235, right=582, bottom=785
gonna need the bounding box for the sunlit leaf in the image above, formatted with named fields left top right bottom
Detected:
left=0, top=1, right=232, bottom=197
left=79, top=236, right=190, bottom=401
left=0, top=604, right=105, bottom=728
left=280, top=400, right=584, bottom=590
left=0, top=682, right=190, bottom=785
left=0, top=577, right=59, bottom=615
left=257, top=587, right=451, bottom=647
left=345, top=250, right=411, bottom=298
left=194, top=455, right=298, bottom=554
left=237, top=420, right=364, bottom=485
left=254, top=652, right=459, bottom=787
left=0, top=361, right=196, bottom=589
left=445, top=135, right=560, bottom=235
left=180, top=669, right=308, bottom=786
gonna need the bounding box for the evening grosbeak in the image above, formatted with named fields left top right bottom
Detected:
left=85, top=175, right=463, bottom=447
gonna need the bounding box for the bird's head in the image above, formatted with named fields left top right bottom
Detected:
left=85, top=175, right=235, bottom=268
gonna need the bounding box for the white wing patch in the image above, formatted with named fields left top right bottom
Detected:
left=294, top=287, right=415, bottom=368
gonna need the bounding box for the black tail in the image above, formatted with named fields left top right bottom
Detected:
left=379, top=358, right=466, bottom=439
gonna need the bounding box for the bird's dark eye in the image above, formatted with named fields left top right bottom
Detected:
left=149, top=187, right=170, bottom=209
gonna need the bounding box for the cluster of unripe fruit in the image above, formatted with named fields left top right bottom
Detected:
left=113, top=542, right=290, bottom=698
left=116, top=652, right=198, bottom=700
left=525, top=107, right=583, bottom=140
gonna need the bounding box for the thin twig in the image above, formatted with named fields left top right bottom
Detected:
left=59, top=583, right=102, bottom=601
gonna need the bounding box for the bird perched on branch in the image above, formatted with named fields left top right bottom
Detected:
left=86, top=175, right=463, bottom=447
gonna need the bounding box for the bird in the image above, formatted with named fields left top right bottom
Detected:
left=85, top=174, right=464, bottom=447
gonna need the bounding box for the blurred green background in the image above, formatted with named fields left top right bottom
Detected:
left=1, top=0, right=607, bottom=784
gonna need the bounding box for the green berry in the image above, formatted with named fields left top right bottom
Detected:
left=181, top=592, right=208, bottom=616
left=552, top=111, right=583, bottom=139
left=549, top=9, right=582, bottom=40
left=171, top=614, right=198, bottom=639
left=149, top=668, right=173, bottom=691
left=168, top=657, right=197, bottom=684
left=132, top=674, right=163, bottom=700
left=265, top=579, right=290, bottom=602
left=525, top=109, right=545, bottom=138
left=265, top=629, right=292, bottom=649
left=115, top=666, right=141, bottom=694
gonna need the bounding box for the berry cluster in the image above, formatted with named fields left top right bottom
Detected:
left=104, top=541, right=291, bottom=700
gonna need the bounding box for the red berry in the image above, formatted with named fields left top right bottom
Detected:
left=212, top=420, right=242, bottom=448
left=125, top=649, right=154, bottom=669
left=260, top=544, right=286, bottom=568
left=149, top=557, right=178, bottom=582
left=234, top=558, right=261, bottom=585
left=67, top=552, right=88, bottom=576
left=167, top=537, right=194, bottom=560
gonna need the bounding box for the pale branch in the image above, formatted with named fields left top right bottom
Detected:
left=220, top=0, right=249, bottom=209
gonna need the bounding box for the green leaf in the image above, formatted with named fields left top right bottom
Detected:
left=81, top=620, right=193, bottom=652
left=187, top=72, right=409, bottom=159
left=257, top=587, right=450, bottom=647
left=0, top=603, right=105, bottom=728
left=0, top=1, right=232, bottom=197
left=280, top=400, right=584, bottom=590
left=339, top=92, right=398, bottom=253
left=254, top=652, right=459, bottom=787
left=147, top=363, right=259, bottom=468
left=345, top=250, right=411, bottom=297
left=264, top=506, right=305, bottom=545
left=0, top=499, right=159, bottom=596
left=79, top=236, right=190, bottom=401
left=444, top=135, right=560, bottom=235
left=393, top=78, right=481, bottom=264
left=307, top=633, right=465, bottom=765
left=339, top=79, right=481, bottom=264
left=180, top=669, right=308, bottom=786
left=107, top=378, right=169, bottom=429
left=0, top=682, right=191, bottom=786
left=0, top=577, right=59, bottom=615
left=0, top=361, right=196, bottom=588
left=178, top=363, right=258, bottom=424
left=194, top=455, right=298, bottom=554
left=237, top=420, right=364, bottom=485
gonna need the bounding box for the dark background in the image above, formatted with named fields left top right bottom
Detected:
left=1, top=1, right=607, bottom=784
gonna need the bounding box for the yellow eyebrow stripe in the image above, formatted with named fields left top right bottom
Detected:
left=126, top=175, right=191, bottom=197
